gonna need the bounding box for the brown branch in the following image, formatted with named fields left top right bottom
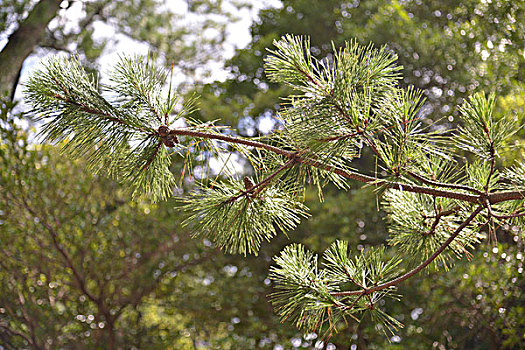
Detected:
left=165, top=127, right=486, bottom=203
left=39, top=43, right=73, bottom=53
left=0, top=0, right=62, bottom=100
left=142, top=142, right=162, bottom=171
left=407, top=170, right=482, bottom=195
left=167, top=128, right=294, bottom=157
left=19, top=194, right=119, bottom=347
left=76, top=0, right=111, bottom=35
left=423, top=205, right=461, bottom=236
left=14, top=289, right=40, bottom=349
left=228, top=157, right=297, bottom=202
left=488, top=190, right=525, bottom=204
left=484, top=199, right=525, bottom=220
left=345, top=294, right=364, bottom=311
left=330, top=206, right=484, bottom=297
left=491, top=211, right=525, bottom=219
left=162, top=127, right=525, bottom=206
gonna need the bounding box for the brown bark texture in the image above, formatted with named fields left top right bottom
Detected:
left=0, top=0, right=61, bottom=100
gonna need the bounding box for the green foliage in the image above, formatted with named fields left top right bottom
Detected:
left=265, top=36, right=401, bottom=183
left=385, top=191, right=481, bottom=269
left=182, top=179, right=308, bottom=255
left=191, top=0, right=525, bottom=132
left=270, top=242, right=403, bottom=337
left=465, top=160, right=500, bottom=191
left=398, top=243, right=525, bottom=350
left=455, top=92, right=518, bottom=160
left=24, top=56, right=193, bottom=201
left=375, top=87, right=446, bottom=175
left=504, top=162, right=525, bottom=190
left=20, top=24, right=525, bottom=347
left=1, top=108, right=300, bottom=348
left=0, top=118, right=217, bottom=348
left=266, top=35, right=401, bottom=107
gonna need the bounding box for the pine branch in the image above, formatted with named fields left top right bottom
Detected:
left=270, top=242, right=403, bottom=335
left=330, top=206, right=483, bottom=297
left=23, top=34, right=525, bottom=339
left=165, top=127, right=293, bottom=157
left=406, top=170, right=483, bottom=195
left=161, top=126, right=525, bottom=205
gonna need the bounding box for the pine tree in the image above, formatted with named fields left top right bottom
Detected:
left=24, top=35, right=525, bottom=339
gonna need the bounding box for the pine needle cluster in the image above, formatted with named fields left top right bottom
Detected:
left=24, top=55, right=197, bottom=201
left=269, top=241, right=403, bottom=337
left=182, top=178, right=308, bottom=256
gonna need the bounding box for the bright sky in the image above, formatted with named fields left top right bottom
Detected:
left=3, top=0, right=282, bottom=102
left=92, top=0, right=278, bottom=83
left=2, top=0, right=281, bottom=154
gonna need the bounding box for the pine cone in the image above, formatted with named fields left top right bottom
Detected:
left=243, top=177, right=255, bottom=191
left=158, top=125, right=179, bottom=147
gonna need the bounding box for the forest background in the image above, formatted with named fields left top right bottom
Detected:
left=0, top=0, right=524, bottom=349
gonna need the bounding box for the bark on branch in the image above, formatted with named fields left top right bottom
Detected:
left=160, top=127, right=525, bottom=205
left=0, top=0, right=62, bottom=100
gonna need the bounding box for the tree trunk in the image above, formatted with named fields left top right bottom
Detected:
left=106, top=318, right=116, bottom=350
left=0, top=0, right=61, bottom=100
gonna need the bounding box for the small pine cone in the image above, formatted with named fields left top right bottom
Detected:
left=243, top=176, right=255, bottom=191
left=158, top=125, right=170, bottom=136
left=158, top=125, right=179, bottom=147
left=162, top=134, right=179, bottom=147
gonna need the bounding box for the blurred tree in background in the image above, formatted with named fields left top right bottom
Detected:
left=0, top=117, right=217, bottom=348
left=195, top=0, right=524, bottom=126
left=1, top=0, right=524, bottom=349
left=0, top=0, right=245, bottom=100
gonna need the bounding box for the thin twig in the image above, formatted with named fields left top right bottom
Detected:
left=423, top=206, right=461, bottom=236
left=407, top=171, right=482, bottom=195
left=485, top=147, right=496, bottom=192
left=228, top=157, right=297, bottom=202
left=142, top=142, right=162, bottom=171
left=491, top=211, right=525, bottom=219
left=330, top=206, right=484, bottom=297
